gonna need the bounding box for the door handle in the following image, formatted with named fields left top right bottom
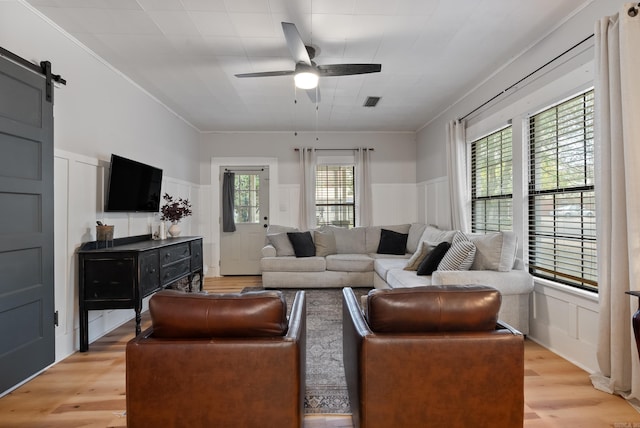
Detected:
left=263, top=224, right=268, bottom=228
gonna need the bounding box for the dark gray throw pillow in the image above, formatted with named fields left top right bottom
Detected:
left=416, top=241, right=451, bottom=275
left=377, top=228, right=409, bottom=255
left=287, top=231, right=316, bottom=257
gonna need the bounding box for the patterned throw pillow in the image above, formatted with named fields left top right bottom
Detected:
left=437, top=232, right=476, bottom=271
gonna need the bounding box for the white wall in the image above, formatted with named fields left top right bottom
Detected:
left=199, top=131, right=419, bottom=275
left=54, top=150, right=199, bottom=361
left=1, top=1, right=202, bottom=362
left=415, top=0, right=619, bottom=373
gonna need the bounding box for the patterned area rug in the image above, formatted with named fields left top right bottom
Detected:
left=278, top=288, right=371, bottom=414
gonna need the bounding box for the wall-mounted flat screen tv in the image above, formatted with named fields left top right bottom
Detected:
left=105, top=154, right=163, bottom=212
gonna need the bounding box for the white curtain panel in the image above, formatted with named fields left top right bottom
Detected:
left=446, top=120, right=471, bottom=233
left=355, top=147, right=373, bottom=227
left=298, top=147, right=317, bottom=230
left=590, top=3, right=640, bottom=404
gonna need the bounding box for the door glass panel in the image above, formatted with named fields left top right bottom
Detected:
left=234, top=174, right=260, bottom=224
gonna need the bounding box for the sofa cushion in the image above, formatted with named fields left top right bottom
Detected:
left=324, top=226, right=366, bottom=254
left=260, top=256, right=326, bottom=272
left=406, top=223, right=427, bottom=253
left=386, top=268, right=434, bottom=288
left=326, top=254, right=374, bottom=272
left=365, top=224, right=411, bottom=253
left=467, top=231, right=517, bottom=271
left=287, top=231, right=316, bottom=257
left=404, top=241, right=433, bottom=271
left=314, top=230, right=337, bottom=257
left=267, top=232, right=296, bottom=256
left=365, top=285, right=501, bottom=333
left=420, top=225, right=457, bottom=245
left=417, top=241, right=451, bottom=275
left=437, top=232, right=476, bottom=271
left=150, top=289, right=288, bottom=338
left=374, top=258, right=409, bottom=280
left=376, top=229, right=409, bottom=255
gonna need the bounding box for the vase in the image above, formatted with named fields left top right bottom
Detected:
left=168, top=222, right=181, bottom=237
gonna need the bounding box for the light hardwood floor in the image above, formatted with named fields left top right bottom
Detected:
left=0, top=276, right=638, bottom=427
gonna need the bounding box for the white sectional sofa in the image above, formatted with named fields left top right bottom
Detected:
left=260, top=223, right=534, bottom=333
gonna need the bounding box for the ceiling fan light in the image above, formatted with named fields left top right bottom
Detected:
left=294, top=71, right=319, bottom=89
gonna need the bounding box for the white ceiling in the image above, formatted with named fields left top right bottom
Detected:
left=25, top=0, right=590, bottom=132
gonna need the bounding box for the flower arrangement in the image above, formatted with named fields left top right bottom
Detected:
left=160, top=193, right=192, bottom=223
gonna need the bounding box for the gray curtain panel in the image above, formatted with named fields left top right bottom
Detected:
left=222, top=171, right=236, bottom=232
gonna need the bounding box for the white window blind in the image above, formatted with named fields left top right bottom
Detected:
left=528, top=90, right=596, bottom=290
left=315, top=165, right=355, bottom=228
left=471, top=126, right=513, bottom=232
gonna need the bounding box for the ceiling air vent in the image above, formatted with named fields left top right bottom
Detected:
left=363, top=96, right=381, bottom=107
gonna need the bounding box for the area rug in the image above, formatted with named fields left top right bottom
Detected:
left=268, top=287, right=370, bottom=414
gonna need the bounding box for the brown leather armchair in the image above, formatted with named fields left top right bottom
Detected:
left=342, top=285, right=524, bottom=428
left=126, top=289, right=306, bottom=428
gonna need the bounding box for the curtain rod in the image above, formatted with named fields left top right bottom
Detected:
left=458, top=33, right=595, bottom=122
left=294, top=148, right=374, bottom=151
left=224, top=167, right=265, bottom=172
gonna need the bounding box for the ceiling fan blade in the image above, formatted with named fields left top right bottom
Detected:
left=317, top=64, right=382, bottom=76
left=235, top=70, right=294, bottom=78
left=281, top=22, right=311, bottom=66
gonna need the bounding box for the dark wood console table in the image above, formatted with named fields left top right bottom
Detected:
left=626, top=291, right=640, bottom=360
left=78, top=235, right=203, bottom=352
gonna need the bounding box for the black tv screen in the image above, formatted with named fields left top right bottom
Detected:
left=105, top=154, right=163, bottom=212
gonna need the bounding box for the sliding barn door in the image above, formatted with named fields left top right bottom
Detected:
left=0, top=55, right=55, bottom=393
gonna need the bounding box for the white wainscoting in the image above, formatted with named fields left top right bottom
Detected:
left=53, top=150, right=200, bottom=360
left=417, top=176, right=451, bottom=228
left=529, top=279, right=599, bottom=373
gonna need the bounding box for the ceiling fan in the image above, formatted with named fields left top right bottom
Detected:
left=235, top=22, right=382, bottom=102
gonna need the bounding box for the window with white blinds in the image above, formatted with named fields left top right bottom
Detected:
left=315, top=165, right=355, bottom=228
left=471, top=126, right=513, bottom=232
left=528, top=89, right=597, bottom=291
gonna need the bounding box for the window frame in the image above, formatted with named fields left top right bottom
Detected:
left=527, top=89, right=597, bottom=292
left=470, top=125, right=514, bottom=233
left=315, top=161, right=356, bottom=228
left=233, top=172, right=261, bottom=224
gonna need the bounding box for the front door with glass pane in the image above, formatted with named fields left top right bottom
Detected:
left=219, top=167, right=269, bottom=275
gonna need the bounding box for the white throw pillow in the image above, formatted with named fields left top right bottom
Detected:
left=404, top=241, right=433, bottom=271
left=467, top=231, right=517, bottom=271
left=437, top=232, right=476, bottom=271
left=267, top=232, right=295, bottom=256
left=406, top=223, right=427, bottom=254
left=314, top=230, right=337, bottom=257
left=420, top=225, right=457, bottom=245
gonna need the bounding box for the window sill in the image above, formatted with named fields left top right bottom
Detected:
left=533, top=277, right=599, bottom=304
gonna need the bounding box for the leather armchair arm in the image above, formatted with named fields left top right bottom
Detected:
left=286, top=290, right=306, bottom=340
left=342, top=287, right=372, bottom=428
